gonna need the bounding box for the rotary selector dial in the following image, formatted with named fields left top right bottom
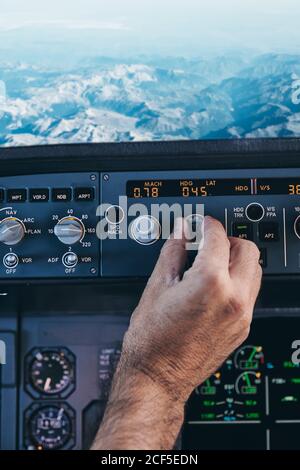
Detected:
left=294, top=215, right=300, bottom=240
left=0, top=217, right=25, bottom=246
left=54, top=217, right=85, bottom=245
left=131, top=215, right=161, bottom=245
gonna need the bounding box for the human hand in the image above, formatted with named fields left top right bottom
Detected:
left=120, top=216, right=262, bottom=404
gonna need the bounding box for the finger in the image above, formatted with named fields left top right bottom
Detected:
left=229, top=237, right=262, bottom=302
left=191, top=216, right=230, bottom=272
left=147, top=217, right=188, bottom=290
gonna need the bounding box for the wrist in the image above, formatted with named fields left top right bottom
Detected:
left=96, top=361, right=184, bottom=450
left=111, top=360, right=183, bottom=414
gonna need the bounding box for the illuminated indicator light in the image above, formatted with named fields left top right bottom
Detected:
left=200, top=386, right=216, bottom=395
left=282, top=396, right=298, bottom=402
left=245, top=400, right=257, bottom=406
left=246, top=413, right=260, bottom=419
left=215, top=372, right=221, bottom=379
left=256, top=372, right=261, bottom=379
left=242, top=386, right=257, bottom=394
left=203, top=400, right=215, bottom=407
left=201, top=413, right=215, bottom=420
left=284, top=361, right=299, bottom=368
left=291, top=378, right=300, bottom=384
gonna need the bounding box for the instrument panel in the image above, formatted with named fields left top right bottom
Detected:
left=183, top=317, right=300, bottom=450
left=14, top=316, right=300, bottom=450
left=0, top=173, right=99, bottom=278
left=2, top=168, right=300, bottom=278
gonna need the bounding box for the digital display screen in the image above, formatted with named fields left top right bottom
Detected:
left=257, top=178, right=300, bottom=195
left=183, top=318, right=300, bottom=450
left=127, top=179, right=252, bottom=198
left=127, top=178, right=300, bottom=198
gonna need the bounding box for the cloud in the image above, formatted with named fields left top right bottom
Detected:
left=0, top=19, right=130, bottom=32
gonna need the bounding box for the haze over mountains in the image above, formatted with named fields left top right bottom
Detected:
left=1, top=53, right=300, bottom=146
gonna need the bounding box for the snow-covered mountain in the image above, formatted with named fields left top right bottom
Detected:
left=0, top=54, right=300, bottom=146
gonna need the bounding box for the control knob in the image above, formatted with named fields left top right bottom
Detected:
left=131, top=215, right=161, bottom=245
left=54, top=217, right=85, bottom=245
left=0, top=217, right=25, bottom=245
left=294, top=215, right=300, bottom=240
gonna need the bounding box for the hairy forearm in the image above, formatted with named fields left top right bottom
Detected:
left=91, top=364, right=184, bottom=450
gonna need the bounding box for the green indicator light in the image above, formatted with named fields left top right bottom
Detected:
left=201, top=413, right=215, bottom=420
left=203, top=400, right=215, bottom=407
left=291, top=378, right=300, bottom=384
left=284, top=361, right=299, bottom=369
left=242, top=386, right=257, bottom=394
left=246, top=413, right=260, bottom=419
left=281, top=396, right=298, bottom=403
left=245, top=400, right=257, bottom=406
left=200, top=386, right=216, bottom=395
left=240, top=360, right=259, bottom=370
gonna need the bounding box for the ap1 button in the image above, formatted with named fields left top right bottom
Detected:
left=232, top=223, right=254, bottom=241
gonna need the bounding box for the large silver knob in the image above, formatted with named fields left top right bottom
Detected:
left=0, top=217, right=25, bottom=245
left=54, top=217, right=85, bottom=245
left=131, top=215, right=161, bottom=245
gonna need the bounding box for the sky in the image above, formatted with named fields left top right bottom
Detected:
left=1, top=0, right=300, bottom=63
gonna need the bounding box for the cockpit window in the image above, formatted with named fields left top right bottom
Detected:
left=1, top=0, right=300, bottom=146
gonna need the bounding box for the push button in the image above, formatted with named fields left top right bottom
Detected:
left=131, top=215, right=161, bottom=245
left=52, top=188, right=72, bottom=202
left=232, top=223, right=254, bottom=241
left=3, top=253, right=19, bottom=269
left=105, top=205, right=125, bottom=225
left=259, top=222, right=279, bottom=242
left=7, top=189, right=27, bottom=203
left=259, top=248, right=267, bottom=268
left=62, top=252, right=78, bottom=268
left=74, top=187, right=95, bottom=202
left=29, top=188, right=49, bottom=202
left=245, top=203, right=265, bottom=222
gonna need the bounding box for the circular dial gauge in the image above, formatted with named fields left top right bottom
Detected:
left=196, top=372, right=222, bottom=396
left=235, top=371, right=262, bottom=395
left=29, top=350, right=74, bottom=395
left=28, top=405, right=72, bottom=450
left=0, top=217, right=25, bottom=245
left=54, top=217, right=85, bottom=245
left=234, top=345, right=264, bottom=370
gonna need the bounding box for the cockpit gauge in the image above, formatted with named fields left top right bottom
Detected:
left=235, top=371, right=262, bottom=395
left=25, top=347, right=76, bottom=399
left=234, top=345, right=264, bottom=370
left=25, top=403, right=75, bottom=450
left=196, top=372, right=222, bottom=396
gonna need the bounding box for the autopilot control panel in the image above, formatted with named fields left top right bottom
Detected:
left=1, top=169, right=300, bottom=278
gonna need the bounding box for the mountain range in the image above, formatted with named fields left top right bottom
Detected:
left=0, top=53, right=300, bottom=146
